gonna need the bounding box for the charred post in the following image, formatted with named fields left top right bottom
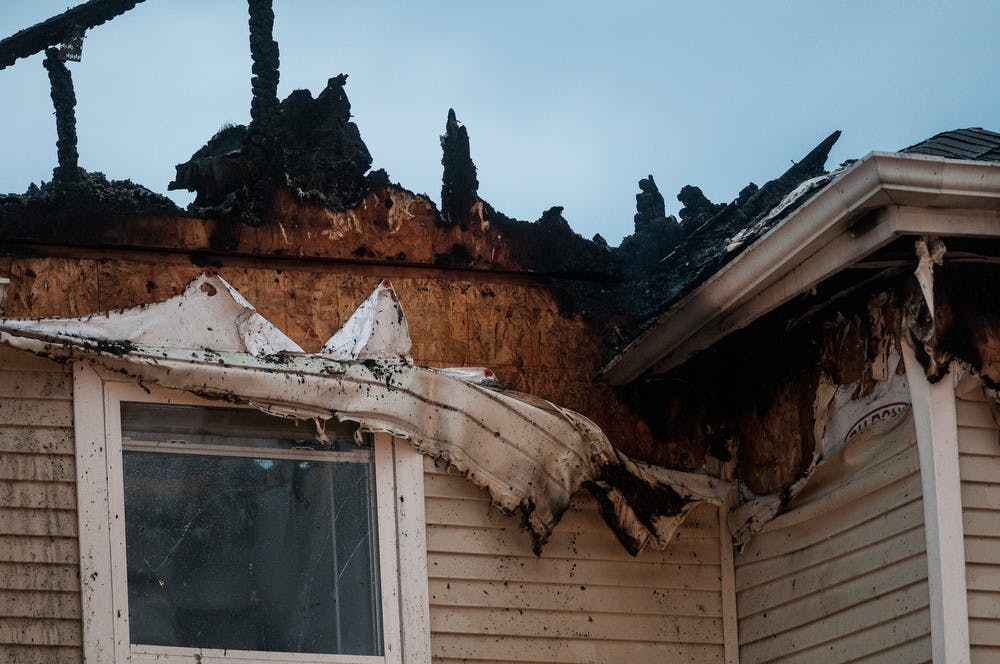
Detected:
left=242, top=0, right=282, bottom=226
left=440, top=109, right=479, bottom=226
left=42, top=47, right=80, bottom=182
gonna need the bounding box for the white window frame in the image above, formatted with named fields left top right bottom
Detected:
left=73, top=363, right=431, bottom=664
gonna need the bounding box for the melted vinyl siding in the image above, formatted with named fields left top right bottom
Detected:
left=0, top=348, right=83, bottom=663
left=423, top=457, right=725, bottom=663
left=956, top=380, right=1000, bottom=662
left=735, top=415, right=931, bottom=663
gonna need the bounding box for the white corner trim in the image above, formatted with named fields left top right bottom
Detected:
left=391, top=437, right=431, bottom=663
left=902, top=343, right=971, bottom=663
left=73, top=363, right=115, bottom=664
left=718, top=500, right=739, bottom=664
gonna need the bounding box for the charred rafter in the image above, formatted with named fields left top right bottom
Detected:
left=0, top=0, right=144, bottom=71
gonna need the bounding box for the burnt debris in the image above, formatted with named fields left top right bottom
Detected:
left=440, top=109, right=480, bottom=227
left=620, top=130, right=842, bottom=333
left=677, top=185, right=725, bottom=226
left=171, top=74, right=375, bottom=218
left=616, top=175, right=682, bottom=281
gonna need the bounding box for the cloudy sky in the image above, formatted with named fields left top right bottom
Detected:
left=1, top=1, right=998, bottom=244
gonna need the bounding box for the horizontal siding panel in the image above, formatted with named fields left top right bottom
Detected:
left=426, top=524, right=719, bottom=564
left=966, top=564, right=1000, bottom=592
left=0, top=617, right=81, bottom=647
left=739, top=553, right=928, bottom=644
left=739, top=471, right=921, bottom=561
left=0, top=372, right=71, bottom=400
left=0, top=453, right=75, bottom=482
left=0, top=590, right=80, bottom=620
left=740, top=456, right=921, bottom=559
left=0, top=563, right=80, bottom=593
left=430, top=606, right=722, bottom=644
left=964, top=536, right=1000, bottom=565
left=969, top=618, right=1000, bottom=646
left=851, top=635, right=931, bottom=664
left=964, top=508, right=1000, bottom=538
left=737, top=497, right=923, bottom=590
left=968, top=591, right=1000, bottom=620
left=0, top=645, right=82, bottom=663
left=957, top=400, right=996, bottom=430
left=0, top=426, right=74, bottom=455
left=0, top=536, right=78, bottom=565
left=423, top=496, right=718, bottom=536
left=740, top=581, right=928, bottom=659
left=428, top=553, right=721, bottom=592
left=958, top=426, right=999, bottom=455
left=764, top=608, right=930, bottom=664
left=431, top=633, right=724, bottom=663
left=0, top=481, right=77, bottom=510
left=738, top=525, right=926, bottom=618
left=972, top=645, right=1000, bottom=662
left=0, top=508, right=78, bottom=537
left=960, top=454, right=1000, bottom=484
left=427, top=579, right=722, bottom=617
left=0, top=399, right=73, bottom=428
left=0, top=349, right=67, bottom=373
left=961, top=482, right=1000, bottom=510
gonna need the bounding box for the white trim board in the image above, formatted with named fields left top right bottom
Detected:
left=902, top=346, right=971, bottom=663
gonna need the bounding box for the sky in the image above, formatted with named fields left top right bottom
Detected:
left=1, top=1, right=998, bottom=245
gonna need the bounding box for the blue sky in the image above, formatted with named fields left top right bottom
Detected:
left=1, top=1, right=998, bottom=244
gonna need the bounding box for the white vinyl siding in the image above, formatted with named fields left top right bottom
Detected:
left=956, top=378, right=1000, bottom=662
left=423, top=456, right=725, bottom=663
left=0, top=347, right=83, bottom=663
left=735, top=414, right=931, bottom=663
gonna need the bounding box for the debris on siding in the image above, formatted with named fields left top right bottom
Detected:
left=0, top=274, right=728, bottom=555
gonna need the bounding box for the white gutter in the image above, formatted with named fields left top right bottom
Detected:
left=602, top=152, right=1000, bottom=385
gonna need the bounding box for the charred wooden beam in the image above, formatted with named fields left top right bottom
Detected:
left=440, top=109, right=479, bottom=226
left=240, top=0, right=282, bottom=227
left=42, top=48, right=80, bottom=182
left=0, top=0, right=144, bottom=71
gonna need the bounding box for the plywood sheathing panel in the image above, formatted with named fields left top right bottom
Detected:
left=5, top=258, right=99, bottom=318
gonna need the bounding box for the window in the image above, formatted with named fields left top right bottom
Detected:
left=74, top=367, right=430, bottom=664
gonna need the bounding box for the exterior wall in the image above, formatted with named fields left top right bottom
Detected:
left=0, top=347, right=83, bottom=663
left=735, top=415, right=931, bottom=663
left=422, top=456, right=725, bottom=663
left=956, top=378, right=1000, bottom=661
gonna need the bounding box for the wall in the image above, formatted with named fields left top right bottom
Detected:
left=1, top=252, right=694, bottom=468
left=0, top=347, right=82, bottom=663
left=734, top=414, right=931, bottom=663
left=956, top=377, right=1000, bottom=661
left=423, top=457, right=726, bottom=663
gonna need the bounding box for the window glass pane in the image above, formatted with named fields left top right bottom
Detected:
left=121, top=403, right=383, bottom=656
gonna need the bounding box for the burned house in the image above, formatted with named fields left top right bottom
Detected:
left=2, top=2, right=1000, bottom=663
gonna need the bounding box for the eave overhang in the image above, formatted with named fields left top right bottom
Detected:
left=603, top=152, right=1000, bottom=385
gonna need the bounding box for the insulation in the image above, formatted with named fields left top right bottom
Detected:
left=0, top=274, right=728, bottom=555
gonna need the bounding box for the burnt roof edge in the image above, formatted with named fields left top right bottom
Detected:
left=601, top=151, right=1000, bottom=385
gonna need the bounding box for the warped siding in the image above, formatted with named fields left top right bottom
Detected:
left=735, top=415, right=931, bottom=663
left=423, top=456, right=725, bottom=663
left=0, top=347, right=82, bottom=663
left=956, top=379, right=1000, bottom=661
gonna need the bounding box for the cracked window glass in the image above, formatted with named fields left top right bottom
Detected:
left=121, top=402, right=383, bottom=656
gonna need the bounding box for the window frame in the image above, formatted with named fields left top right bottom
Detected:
left=73, top=363, right=431, bottom=664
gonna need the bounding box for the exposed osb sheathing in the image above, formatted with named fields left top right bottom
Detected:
left=0, top=247, right=677, bottom=472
